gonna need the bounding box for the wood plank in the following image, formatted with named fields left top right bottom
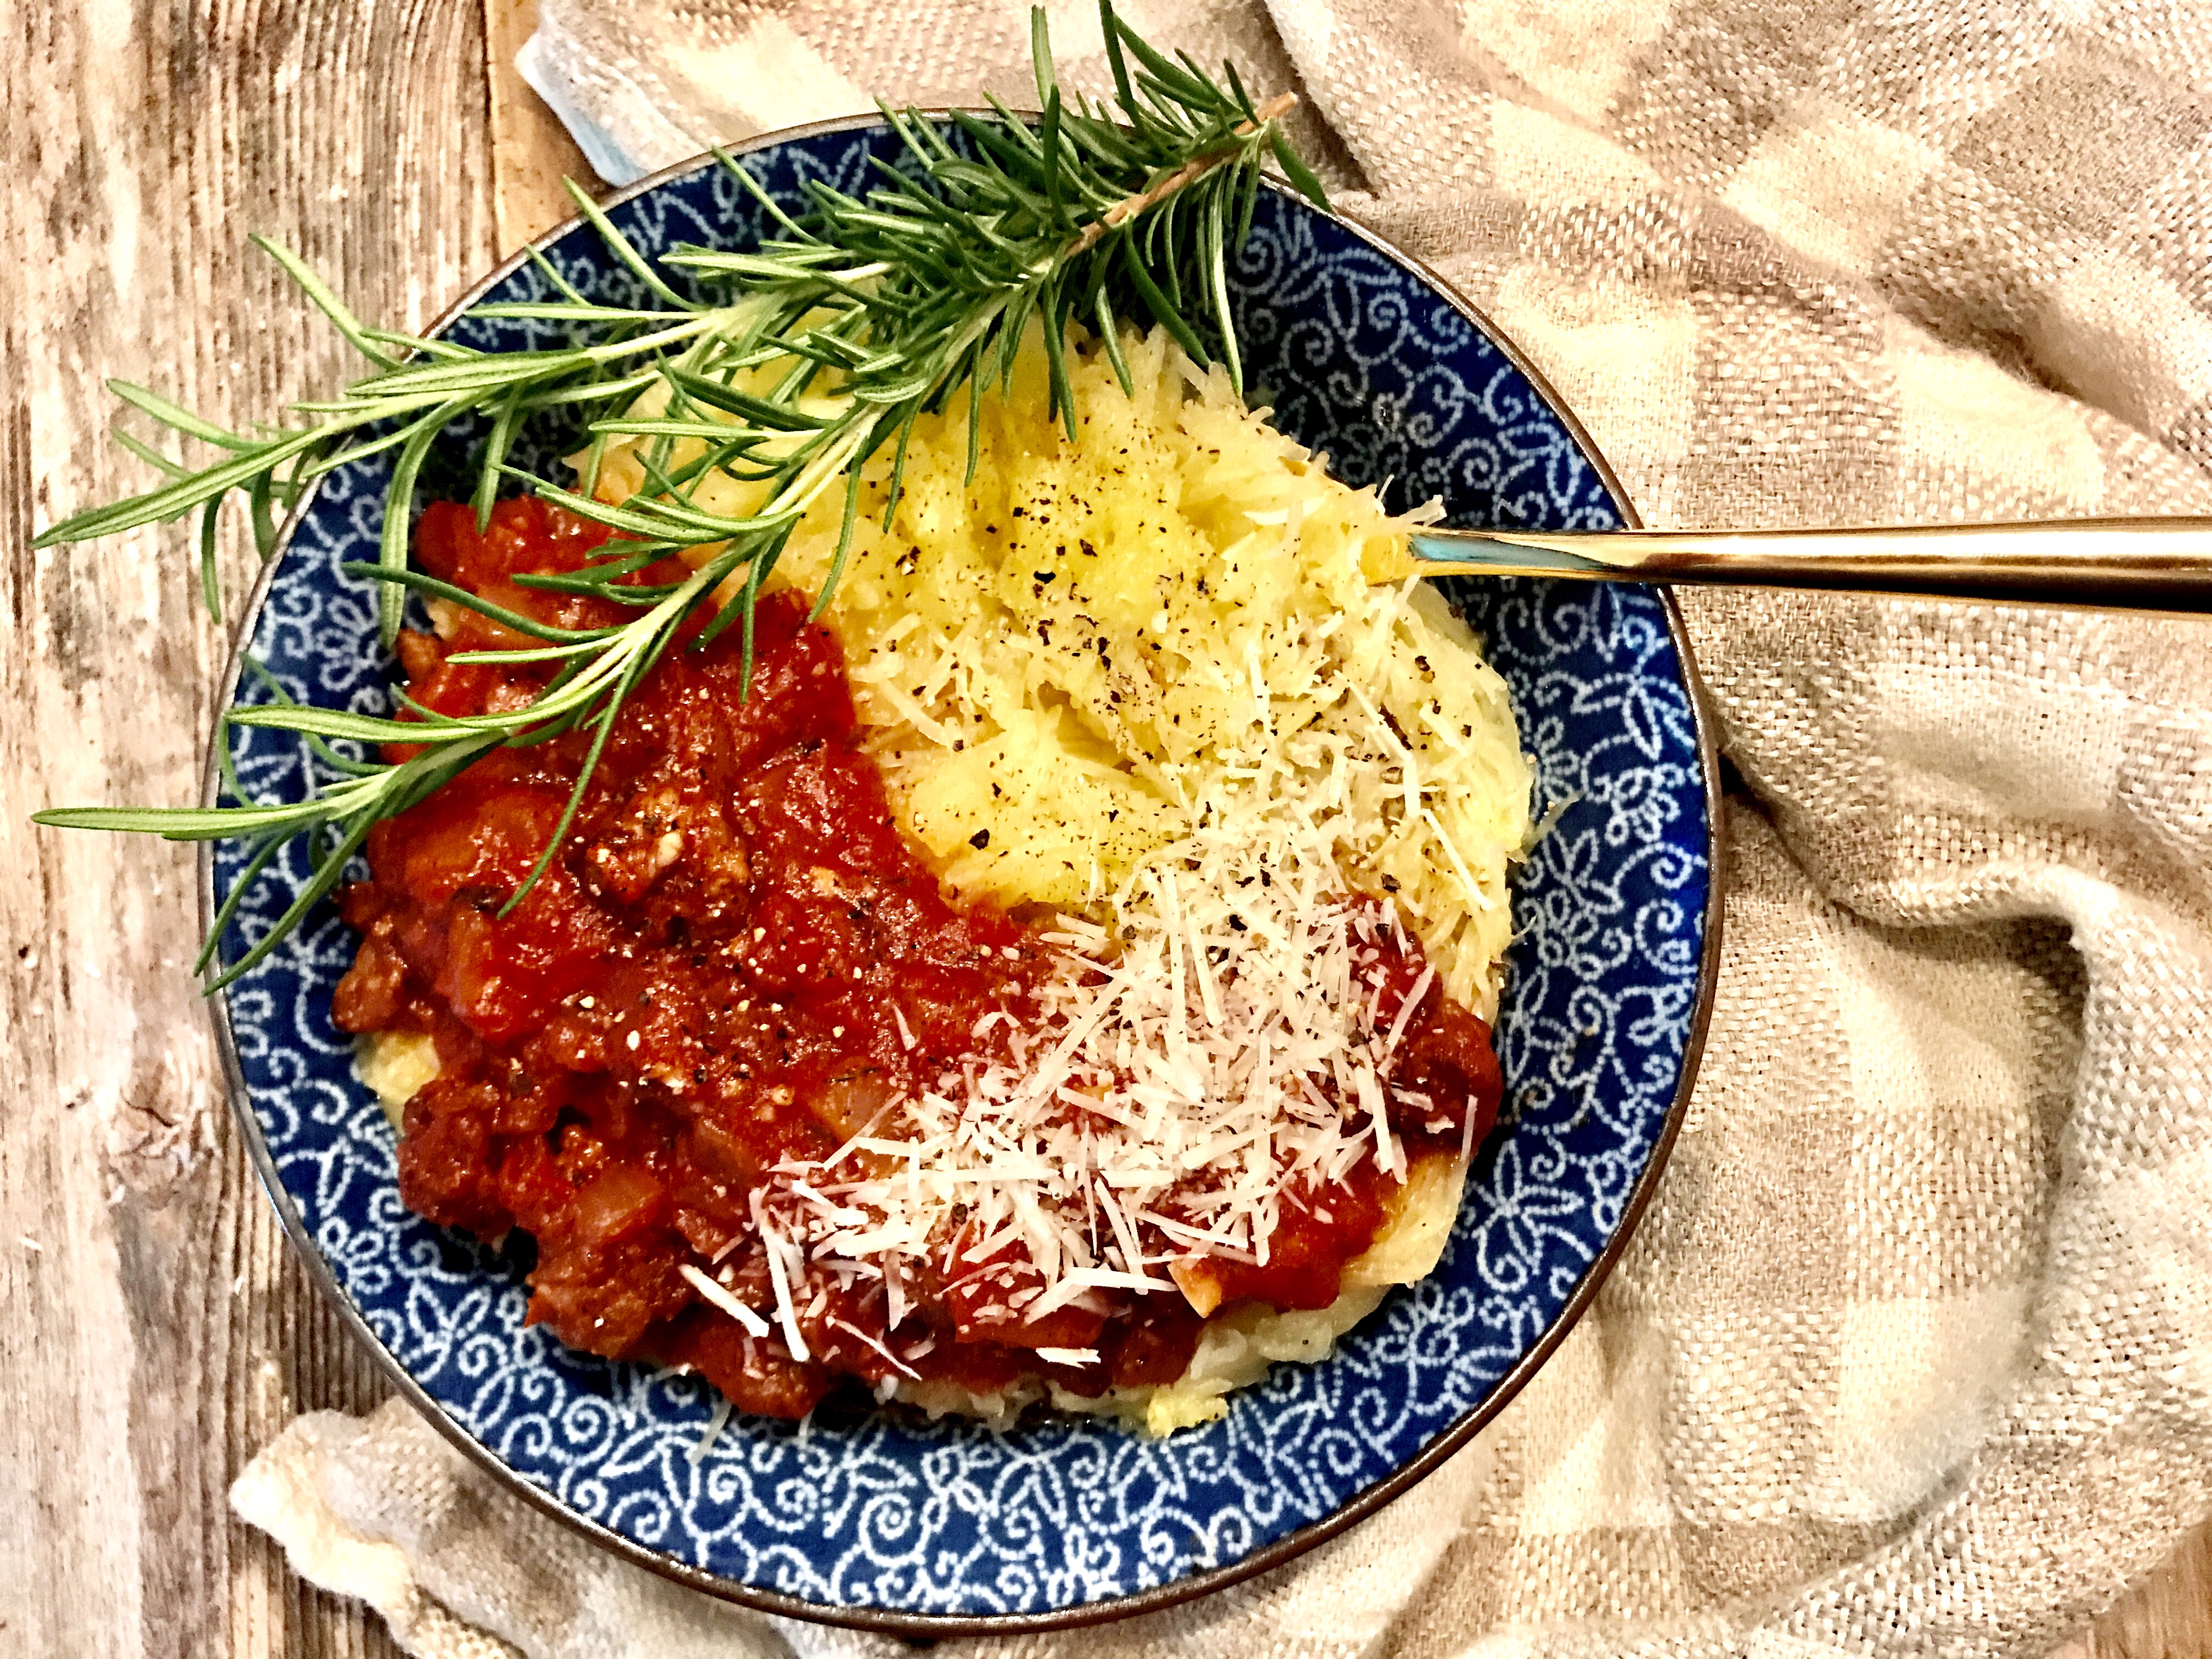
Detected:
left=486, top=0, right=600, bottom=251
left=4, top=2, right=496, bottom=1653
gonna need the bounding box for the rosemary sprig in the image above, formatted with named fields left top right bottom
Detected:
left=33, top=1, right=1329, bottom=991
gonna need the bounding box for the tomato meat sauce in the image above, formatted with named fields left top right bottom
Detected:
left=335, top=497, right=1504, bottom=1420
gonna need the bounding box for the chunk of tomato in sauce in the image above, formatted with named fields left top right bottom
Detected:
left=1176, top=1161, right=1395, bottom=1314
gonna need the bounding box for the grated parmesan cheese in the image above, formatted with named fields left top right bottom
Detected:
left=770, top=731, right=1469, bottom=1313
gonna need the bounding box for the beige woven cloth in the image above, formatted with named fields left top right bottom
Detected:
left=233, top=1, right=2212, bottom=1653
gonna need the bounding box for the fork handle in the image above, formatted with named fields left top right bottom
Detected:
left=1410, top=519, right=2212, bottom=611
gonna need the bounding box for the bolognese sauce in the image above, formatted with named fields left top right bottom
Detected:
left=334, top=498, right=1503, bottom=1420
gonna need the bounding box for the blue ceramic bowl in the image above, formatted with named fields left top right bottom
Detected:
left=206, top=117, right=1720, bottom=1633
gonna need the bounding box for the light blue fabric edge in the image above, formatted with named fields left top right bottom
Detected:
left=515, top=31, right=651, bottom=187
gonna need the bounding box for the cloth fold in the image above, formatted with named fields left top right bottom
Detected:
left=235, top=1, right=2212, bottom=1652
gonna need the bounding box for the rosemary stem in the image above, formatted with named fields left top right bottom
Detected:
left=31, top=0, right=1337, bottom=986
left=1068, top=91, right=1297, bottom=256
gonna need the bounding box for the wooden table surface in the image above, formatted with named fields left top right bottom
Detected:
left=3, top=3, right=2207, bottom=1654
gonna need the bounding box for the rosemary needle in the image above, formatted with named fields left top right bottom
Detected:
left=32, top=1, right=1331, bottom=991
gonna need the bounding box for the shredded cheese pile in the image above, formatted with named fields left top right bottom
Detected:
left=772, top=720, right=1464, bottom=1347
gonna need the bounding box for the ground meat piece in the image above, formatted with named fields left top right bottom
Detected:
left=1393, top=991, right=1504, bottom=1146
left=1107, top=1296, right=1206, bottom=1389
left=396, top=1079, right=512, bottom=1238
left=332, top=927, right=408, bottom=1031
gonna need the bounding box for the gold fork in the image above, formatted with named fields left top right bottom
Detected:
left=1410, top=519, right=2212, bottom=610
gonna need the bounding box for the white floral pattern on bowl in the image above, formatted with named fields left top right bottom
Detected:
left=205, top=118, right=1720, bottom=1632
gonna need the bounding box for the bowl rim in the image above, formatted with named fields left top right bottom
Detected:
left=199, top=111, right=1726, bottom=1638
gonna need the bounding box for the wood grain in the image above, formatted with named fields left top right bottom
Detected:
left=2061, top=1538, right=2212, bottom=1659
left=486, top=0, right=596, bottom=251
left=3, top=3, right=494, bottom=1654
